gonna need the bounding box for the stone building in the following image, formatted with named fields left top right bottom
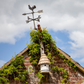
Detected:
left=1, top=46, right=84, bottom=84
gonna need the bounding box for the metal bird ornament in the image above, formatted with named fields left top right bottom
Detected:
left=22, top=5, right=43, bottom=30
left=28, top=5, right=36, bottom=11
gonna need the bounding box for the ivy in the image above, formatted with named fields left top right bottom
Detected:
left=28, top=28, right=77, bottom=83
left=28, top=42, right=40, bottom=65
left=0, top=55, right=28, bottom=84
left=0, top=28, right=78, bottom=84
left=35, top=72, right=44, bottom=79
left=35, top=72, right=45, bottom=83
left=47, top=53, right=69, bottom=83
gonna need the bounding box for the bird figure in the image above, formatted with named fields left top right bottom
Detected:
left=28, top=5, right=36, bottom=11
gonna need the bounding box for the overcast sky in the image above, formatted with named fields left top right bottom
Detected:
left=0, top=0, right=84, bottom=67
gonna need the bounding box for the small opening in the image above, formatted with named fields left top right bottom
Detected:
left=44, top=64, right=46, bottom=66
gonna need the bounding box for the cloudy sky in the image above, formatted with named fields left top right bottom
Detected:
left=0, top=0, right=84, bottom=67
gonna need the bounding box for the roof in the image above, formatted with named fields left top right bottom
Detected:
left=0, top=47, right=84, bottom=74
left=57, top=47, right=84, bottom=73
left=0, top=47, right=28, bottom=69
left=38, top=54, right=50, bottom=65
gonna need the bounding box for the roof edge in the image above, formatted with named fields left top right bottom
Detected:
left=0, top=47, right=28, bottom=69
left=57, top=47, right=84, bottom=73
left=0, top=47, right=84, bottom=74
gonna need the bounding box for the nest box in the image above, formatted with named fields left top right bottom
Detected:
left=38, top=54, right=50, bottom=73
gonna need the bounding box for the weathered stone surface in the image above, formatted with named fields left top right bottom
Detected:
left=9, top=51, right=84, bottom=84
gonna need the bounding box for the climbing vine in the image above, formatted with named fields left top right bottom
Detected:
left=0, top=27, right=78, bottom=84
left=0, top=56, right=28, bottom=84
left=28, top=30, right=41, bottom=65
left=28, top=28, right=77, bottom=84
left=47, top=53, right=69, bottom=84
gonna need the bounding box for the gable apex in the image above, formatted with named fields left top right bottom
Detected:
left=1, top=47, right=84, bottom=74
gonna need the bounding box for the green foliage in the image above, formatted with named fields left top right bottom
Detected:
left=28, top=29, right=78, bottom=83
left=30, top=30, right=39, bottom=43
left=28, top=66, right=34, bottom=73
left=28, top=42, right=40, bottom=65
left=42, top=30, right=52, bottom=44
left=28, top=29, right=56, bottom=65
left=14, top=77, right=19, bottom=81
left=0, top=77, right=9, bottom=84
left=28, top=43, right=40, bottom=56
left=58, top=53, right=65, bottom=59
left=0, top=55, right=28, bottom=84
left=48, top=52, right=69, bottom=83
left=28, top=66, right=32, bottom=69
left=20, top=75, right=26, bottom=81
left=30, top=70, right=34, bottom=73
left=64, top=59, right=77, bottom=70
left=28, top=30, right=41, bottom=65
left=31, top=59, right=38, bottom=65
left=0, top=28, right=78, bottom=84
left=35, top=72, right=44, bottom=79
left=35, top=72, right=45, bottom=83
left=47, top=53, right=56, bottom=65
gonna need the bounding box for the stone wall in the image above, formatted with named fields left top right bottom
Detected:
left=54, top=55, right=84, bottom=84
left=10, top=52, right=84, bottom=84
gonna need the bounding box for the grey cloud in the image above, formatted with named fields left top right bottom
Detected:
left=0, top=0, right=84, bottom=66
left=0, top=0, right=84, bottom=44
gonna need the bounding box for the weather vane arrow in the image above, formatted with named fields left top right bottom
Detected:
left=22, top=5, right=43, bottom=30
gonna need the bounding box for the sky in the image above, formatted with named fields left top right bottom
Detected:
left=0, top=0, right=84, bottom=68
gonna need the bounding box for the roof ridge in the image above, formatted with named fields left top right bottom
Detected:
left=57, top=47, right=84, bottom=73
left=1, top=47, right=84, bottom=74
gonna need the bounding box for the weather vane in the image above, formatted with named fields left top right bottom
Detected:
left=22, top=5, right=43, bottom=30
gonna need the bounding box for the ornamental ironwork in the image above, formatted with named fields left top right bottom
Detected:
left=22, top=5, right=43, bottom=30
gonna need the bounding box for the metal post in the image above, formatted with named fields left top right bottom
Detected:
left=32, top=11, right=36, bottom=29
